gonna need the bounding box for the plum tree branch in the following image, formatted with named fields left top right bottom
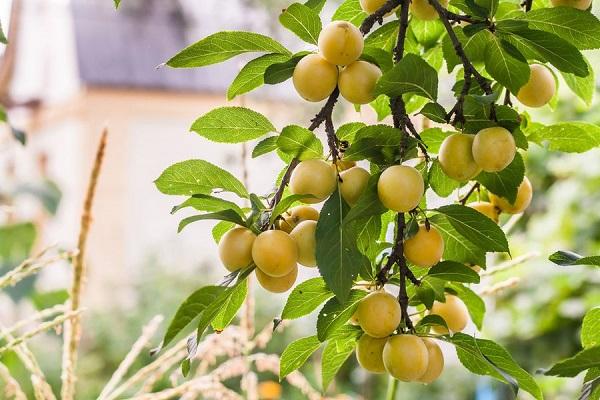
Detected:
left=359, top=0, right=402, bottom=35
left=427, top=0, right=497, bottom=121
left=459, top=182, right=480, bottom=205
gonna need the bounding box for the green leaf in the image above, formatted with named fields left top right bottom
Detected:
left=270, top=194, right=317, bottom=224
left=411, top=19, right=445, bottom=48
left=416, top=314, right=449, bottom=330
left=171, top=194, right=244, bottom=216
left=429, top=213, right=486, bottom=266
left=420, top=103, right=448, bottom=124
left=281, top=277, right=334, bottom=320
left=212, top=221, right=235, bottom=243
left=191, top=107, right=275, bottom=143
left=344, top=125, right=415, bottom=165
left=503, top=29, right=588, bottom=76
left=442, top=28, right=487, bottom=72
left=211, top=279, right=248, bottom=331
left=336, top=122, right=366, bottom=143
left=429, top=160, right=461, bottom=197
left=434, top=204, right=509, bottom=253
left=264, top=51, right=310, bottom=84
left=316, top=189, right=368, bottom=302
left=562, top=57, right=595, bottom=106
left=332, top=0, right=367, bottom=27
left=450, top=283, right=486, bottom=329
left=527, top=122, right=600, bottom=153
left=582, top=308, right=600, bottom=349
left=304, top=0, right=327, bottom=13
left=161, top=286, right=225, bottom=349
left=375, top=53, right=439, bottom=100
left=155, top=160, right=248, bottom=198
left=0, top=223, right=36, bottom=264
left=545, top=346, right=600, bottom=377
left=279, top=3, right=322, bottom=44
left=361, top=47, right=393, bottom=72
left=420, top=128, right=448, bottom=153
left=277, top=125, right=323, bottom=160
left=365, top=21, right=399, bottom=51
left=252, top=136, right=279, bottom=158
left=113, top=0, right=121, bottom=9
left=316, top=289, right=367, bottom=341
left=484, top=31, right=530, bottom=93
left=428, top=261, right=481, bottom=283
left=343, top=173, right=387, bottom=225
left=476, top=152, right=525, bottom=204
left=369, top=95, right=392, bottom=121
left=227, top=54, right=290, bottom=100
left=280, top=336, right=322, bottom=379
left=178, top=209, right=246, bottom=233
left=516, top=7, right=600, bottom=50
left=167, top=31, right=290, bottom=68
left=322, top=330, right=359, bottom=390
left=450, top=333, right=543, bottom=399
left=549, top=251, right=600, bottom=267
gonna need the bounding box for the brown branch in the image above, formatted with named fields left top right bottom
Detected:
left=459, top=182, right=480, bottom=205
left=61, top=129, right=108, bottom=400
left=359, top=0, right=402, bottom=35
left=427, top=0, right=497, bottom=121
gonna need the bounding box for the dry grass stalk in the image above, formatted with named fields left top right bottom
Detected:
left=481, top=252, right=540, bottom=277
left=0, top=248, right=75, bottom=290
left=98, top=315, right=164, bottom=400
left=0, top=362, right=26, bottom=400
left=30, top=374, right=56, bottom=400
left=0, top=310, right=81, bottom=355
left=479, top=277, right=521, bottom=296
left=1, top=304, right=66, bottom=339
left=61, top=129, right=108, bottom=400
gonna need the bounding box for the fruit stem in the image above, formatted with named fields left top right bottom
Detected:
left=459, top=182, right=480, bottom=205
left=385, top=375, right=399, bottom=400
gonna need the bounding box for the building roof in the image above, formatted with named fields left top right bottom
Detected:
left=70, top=0, right=236, bottom=93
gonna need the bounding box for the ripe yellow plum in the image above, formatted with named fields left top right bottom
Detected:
left=318, top=21, right=364, bottom=66
left=377, top=165, right=424, bottom=212
left=289, top=159, right=337, bottom=204
left=472, top=127, right=516, bottom=172
left=489, top=176, right=533, bottom=214
left=340, top=166, right=370, bottom=206
left=438, top=133, right=481, bottom=181
left=403, top=224, right=444, bottom=268
left=551, top=0, right=592, bottom=9
left=410, top=0, right=448, bottom=20
left=516, top=64, right=556, bottom=108
left=430, top=295, right=469, bottom=334
left=255, top=264, right=298, bottom=293
left=292, top=54, right=339, bottom=102
left=356, top=334, right=388, bottom=373
left=417, top=338, right=445, bottom=384
left=277, top=205, right=319, bottom=233
left=338, top=61, right=382, bottom=105
left=289, top=220, right=317, bottom=267
left=218, top=227, right=256, bottom=272
left=252, top=230, right=298, bottom=278
left=257, top=381, right=282, bottom=400
left=356, top=291, right=401, bottom=338
left=383, top=335, right=429, bottom=381
left=360, top=0, right=395, bottom=13
left=468, top=201, right=499, bottom=223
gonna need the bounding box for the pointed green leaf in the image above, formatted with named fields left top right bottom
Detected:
left=484, top=32, right=530, bottom=93
left=527, top=122, right=600, bottom=153
left=178, top=209, right=246, bottom=233
left=317, top=289, right=367, bottom=341
left=375, top=53, right=439, bottom=100
left=476, top=152, right=525, bottom=204
left=582, top=308, right=600, bottom=349
left=428, top=261, right=481, bottom=283
left=167, top=31, right=290, bottom=68
left=155, top=160, right=248, bottom=198
left=549, top=251, right=600, bottom=267
left=281, top=277, right=334, bottom=320
left=211, top=279, right=248, bottom=331
left=332, top=0, right=367, bottom=27
left=252, top=136, right=279, bottom=158
left=279, top=3, right=322, bottom=44
left=227, top=54, right=290, bottom=100
left=429, top=213, right=486, bottom=266
left=562, top=57, right=595, bottom=107
left=280, top=336, right=322, bottom=379
left=545, top=346, right=600, bottom=377
left=191, top=107, right=275, bottom=143
left=277, top=125, right=323, bottom=160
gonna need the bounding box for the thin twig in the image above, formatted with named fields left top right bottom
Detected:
left=480, top=252, right=540, bottom=277
left=0, top=248, right=75, bottom=290
left=459, top=182, right=480, bottom=205
left=0, top=303, right=66, bottom=340
left=61, top=129, right=108, bottom=400
left=359, top=0, right=402, bottom=34
left=0, top=362, right=27, bottom=400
